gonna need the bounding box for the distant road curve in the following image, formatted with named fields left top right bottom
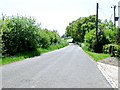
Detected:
left=67, top=39, right=73, bottom=43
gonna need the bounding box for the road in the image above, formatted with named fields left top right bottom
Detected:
left=2, top=43, right=111, bottom=88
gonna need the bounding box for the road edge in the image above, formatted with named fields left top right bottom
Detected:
left=97, top=62, right=118, bottom=89
left=81, top=48, right=119, bottom=89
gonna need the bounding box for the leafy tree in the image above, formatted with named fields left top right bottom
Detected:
left=2, top=15, right=39, bottom=55
left=92, top=30, right=109, bottom=53
left=116, top=28, right=120, bottom=45
left=1, top=15, right=61, bottom=55
left=65, top=15, right=96, bottom=43
left=84, top=29, right=95, bottom=51
left=66, top=15, right=117, bottom=53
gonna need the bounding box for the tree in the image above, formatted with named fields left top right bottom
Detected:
left=66, top=15, right=116, bottom=53
left=65, top=15, right=96, bottom=43
left=1, top=15, right=61, bottom=55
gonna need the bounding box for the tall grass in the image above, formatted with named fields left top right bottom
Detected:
left=84, top=50, right=110, bottom=61
left=2, top=42, right=69, bottom=65
left=81, top=45, right=110, bottom=61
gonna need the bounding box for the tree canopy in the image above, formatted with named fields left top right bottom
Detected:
left=65, top=15, right=119, bottom=53
left=1, top=15, right=61, bottom=55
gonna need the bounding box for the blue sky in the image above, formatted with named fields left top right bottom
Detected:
left=0, top=0, right=119, bottom=35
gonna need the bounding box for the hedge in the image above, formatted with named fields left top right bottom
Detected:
left=1, top=15, right=61, bottom=56
left=103, top=44, right=120, bottom=56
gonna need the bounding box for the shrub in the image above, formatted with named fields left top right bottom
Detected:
left=1, top=15, right=61, bottom=56
left=39, top=30, right=51, bottom=48
left=2, top=15, right=40, bottom=55
left=116, top=28, right=120, bottom=44
left=92, top=30, right=109, bottom=53
left=84, top=28, right=109, bottom=53
left=103, top=28, right=116, bottom=43
left=103, top=44, right=120, bottom=56
left=84, top=29, right=95, bottom=51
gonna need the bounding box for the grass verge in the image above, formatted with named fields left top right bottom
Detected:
left=2, top=42, right=69, bottom=65
left=83, top=49, right=111, bottom=61
left=0, top=59, right=2, bottom=65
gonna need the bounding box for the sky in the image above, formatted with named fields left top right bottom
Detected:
left=0, top=0, right=120, bottom=36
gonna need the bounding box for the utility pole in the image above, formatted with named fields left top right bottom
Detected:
left=96, top=3, right=98, bottom=40
left=111, top=5, right=116, bottom=27
left=118, top=1, right=120, bottom=28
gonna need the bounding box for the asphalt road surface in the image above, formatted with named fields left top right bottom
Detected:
left=2, top=43, right=111, bottom=88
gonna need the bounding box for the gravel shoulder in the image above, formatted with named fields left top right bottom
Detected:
left=97, top=57, right=119, bottom=88
left=98, top=57, right=120, bottom=67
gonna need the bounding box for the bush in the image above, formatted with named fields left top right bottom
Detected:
left=2, top=15, right=39, bottom=55
left=65, top=15, right=96, bottom=43
left=84, top=29, right=95, bottom=51
left=103, top=28, right=116, bottom=43
left=92, top=30, right=109, bottom=53
left=1, top=15, right=61, bottom=56
left=39, top=30, right=51, bottom=48
left=116, top=28, right=120, bottom=44
left=103, top=44, right=120, bottom=56
left=84, top=27, right=109, bottom=53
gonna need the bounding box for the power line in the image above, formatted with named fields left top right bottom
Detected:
left=98, top=4, right=114, bottom=21
left=99, top=8, right=108, bottom=19
left=110, top=13, right=113, bottom=20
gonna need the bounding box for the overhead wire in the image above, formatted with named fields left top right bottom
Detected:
left=110, top=13, right=113, bottom=20
left=98, top=3, right=114, bottom=21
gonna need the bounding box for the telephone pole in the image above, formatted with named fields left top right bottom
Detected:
left=111, top=5, right=116, bottom=27
left=96, top=3, right=98, bottom=40
left=118, top=1, right=120, bottom=28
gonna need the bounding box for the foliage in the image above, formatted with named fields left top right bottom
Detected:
left=1, top=15, right=61, bottom=56
left=61, top=34, right=66, bottom=38
left=103, top=44, right=120, bottom=57
left=66, top=16, right=119, bottom=53
left=83, top=48, right=110, bottom=61
left=2, top=15, right=39, bottom=55
left=2, top=41, right=69, bottom=65
left=91, top=29, right=109, bottom=53
left=65, top=15, right=96, bottom=43
left=82, top=43, right=111, bottom=61
left=116, top=28, right=120, bottom=45
left=84, top=29, right=95, bottom=51
left=84, top=26, right=109, bottom=53
left=103, top=29, right=116, bottom=43
left=100, top=20, right=116, bottom=44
